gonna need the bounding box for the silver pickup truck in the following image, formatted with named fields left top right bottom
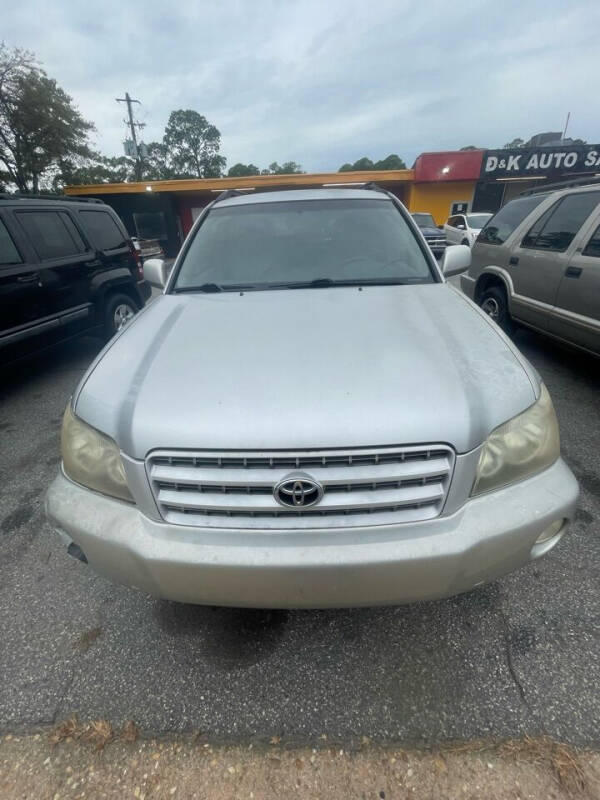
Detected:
left=46, top=186, right=578, bottom=608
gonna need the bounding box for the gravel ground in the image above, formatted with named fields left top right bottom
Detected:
left=2, top=732, right=599, bottom=799
left=0, top=322, right=598, bottom=746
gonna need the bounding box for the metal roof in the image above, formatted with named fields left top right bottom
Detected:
left=64, top=169, right=414, bottom=196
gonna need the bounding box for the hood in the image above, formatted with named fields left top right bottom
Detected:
left=419, top=226, right=443, bottom=237
left=75, top=285, right=536, bottom=459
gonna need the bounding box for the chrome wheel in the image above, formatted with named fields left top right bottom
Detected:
left=113, top=303, right=135, bottom=331
left=481, top=297, right=500, bottom=320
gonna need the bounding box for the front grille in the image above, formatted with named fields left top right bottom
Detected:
left=425, top=237, right=446, bottom=248
left=147, top=445, right=455, bottom=529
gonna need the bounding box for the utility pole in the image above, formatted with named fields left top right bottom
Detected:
left=116, top=92, right=145, bottom=181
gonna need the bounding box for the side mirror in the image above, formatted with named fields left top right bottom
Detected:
left=143, top=258, right=169, bottom=288
left=442, top=244, right=471, bottom=277
left=456, top=223, right=466, bottom=230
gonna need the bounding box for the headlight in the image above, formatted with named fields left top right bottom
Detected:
left=61, top=404, right=134, bottom=503
left=471, top=383, right=559, bottom=496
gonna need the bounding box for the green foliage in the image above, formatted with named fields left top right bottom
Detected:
left=264, top=161, right=304, bottom=175
left=350, top=157, right=374, bottom=171
left=338, top=154, right=406, bottom=172
left=373, top=154, right=406, bottom=170
left=503, top=138, right=525, bottom=149
left=460, top=145, right=480, bottom=150
left=142, top=142, right=173, bottom=181
left=162, top=109, right=226, bottom=178
left=0, top=44, right=94, bottom=193
left=227, top=162, right=260, bottom=177
left=53, top=152, right=135, bottom=191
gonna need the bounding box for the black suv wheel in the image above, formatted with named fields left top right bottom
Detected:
left=104, top=293, right=138, bottom=339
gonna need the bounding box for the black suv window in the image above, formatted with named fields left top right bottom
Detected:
left=582, top=224, right=600, bottom=258
left=521, top=192, right=600, bottom=252
left=16, top=210, right=86, bottom=260
left=80, top=210, right=127, bottom=250
left=478, top=194, right=547, bottom=245
left=0, top=218, right=21, bottom=265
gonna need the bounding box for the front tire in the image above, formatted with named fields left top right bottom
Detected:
left=103, top=293, right=138, bottom=340
left=461, top=238, right=470, bottom=247
left=478, top=285, right=513, bottom=334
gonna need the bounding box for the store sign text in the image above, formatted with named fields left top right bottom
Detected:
left=481, top=145, right=600, bottom=178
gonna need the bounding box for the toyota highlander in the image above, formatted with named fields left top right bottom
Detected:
left=45, top=187, right=579, bottom=608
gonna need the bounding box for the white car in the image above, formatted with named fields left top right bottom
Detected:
left=444, top=213, right=492, bottom=247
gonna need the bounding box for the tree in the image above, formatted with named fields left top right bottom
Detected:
left=503, top=138, right=525, bottom=149
left=227, top=162, right=260, bottom=177
left=262, top=161, right=304, bottom=175
left=142, top=142, right=173, bottom=181
left=0, top=44, right=94, bottom=193
left=162, top=109, right=226, bottom=178
left=53, top=151, right=135, bottom=190
left=460, top=145, right=480, bottom=150
left=373, top=154, right=406, bottom=170
left=351, top=157, right=374, bottom=171
left=338, top=155, right=406, bottom=171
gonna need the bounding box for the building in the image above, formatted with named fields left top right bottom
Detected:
left=65, top=143, right=600, bottom=257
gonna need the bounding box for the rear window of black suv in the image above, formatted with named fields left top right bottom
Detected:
left=80, top=209, right=128, bottom=250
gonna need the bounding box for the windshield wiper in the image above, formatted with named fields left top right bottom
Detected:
left=174, top=283, right=223, bottom=293
left=266, top=277, right=409, bottom=290
left=174, top=282, right=269, bottom=294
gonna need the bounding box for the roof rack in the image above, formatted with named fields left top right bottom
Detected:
left=519, top=175, right=600, bottom=196
left=0, top=192, right=104, bottom=204
left=320, top=181, right=389, bottom=194
left=212, top=189, right=242, bottom=203
left=362, top=182, right=389, bottom=194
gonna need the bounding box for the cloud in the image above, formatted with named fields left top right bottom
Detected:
left=3, top=0, right=599, bottom=171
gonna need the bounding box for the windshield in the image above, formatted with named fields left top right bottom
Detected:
left=174, top=198, right=436, bottom=291
left=466, top=213, right=492, bottom=229
left=411, top=213, right=437, bottom=228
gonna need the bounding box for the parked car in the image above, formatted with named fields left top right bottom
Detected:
left=461, top=182, right=600, bottom=355
left=0, top=194, right=151, bottom=365
left=411, top=212, right=446, bottom=258
left=444, top=212, right=492, bottom=247
left=46, top=187, right=578, bottom=609
left=131, top=237, right=165, bottom=262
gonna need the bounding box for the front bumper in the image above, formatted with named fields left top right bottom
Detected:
left=425, top=241, right=447, bottom=258
left=46, top=459, right=578, bottom=608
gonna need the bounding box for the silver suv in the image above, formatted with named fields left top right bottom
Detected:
left=46, top=188, right=578, bottom=608
left=461, top=182, right=600, bottom=355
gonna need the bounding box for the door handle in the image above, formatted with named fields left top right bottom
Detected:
left=565, top=266, right=582, bottom=278
left=508, top=256, right=519, bottom=266
left=16, top=272, right=40, bottom=283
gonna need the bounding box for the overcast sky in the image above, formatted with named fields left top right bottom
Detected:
left=4, top=0, right=599, bottom=172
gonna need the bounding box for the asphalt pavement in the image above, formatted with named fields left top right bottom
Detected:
left=0, top=325, right=598, bottom=746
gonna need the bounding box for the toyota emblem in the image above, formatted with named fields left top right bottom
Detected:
left=274, top=475, right=324, bottom=508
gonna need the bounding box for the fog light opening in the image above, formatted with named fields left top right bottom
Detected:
left=535, top=519, right=565, bottom=545
left=531, top=519, right=567, bottom=559
left=67, top=542, right=88, bottom=564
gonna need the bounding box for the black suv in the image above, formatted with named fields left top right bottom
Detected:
left=0, top=195, right=151, bottom=365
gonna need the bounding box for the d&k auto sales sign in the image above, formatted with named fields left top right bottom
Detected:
left=481, top=144, right=600, bottom=178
